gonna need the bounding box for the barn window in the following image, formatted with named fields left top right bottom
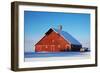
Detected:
left=66, top=45, right=70, bottom=49
left=37, top=45, right=42, bottom=51
left=38, top=45, right=41, bottom=48
left=45, top=45, right=48, bottom=48
left=52, top=40, right=54, bottom=42
left=58, top=45, right=60, bottom=48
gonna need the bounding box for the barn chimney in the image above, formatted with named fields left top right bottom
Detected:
left=58, top=25, right=62, bottom=32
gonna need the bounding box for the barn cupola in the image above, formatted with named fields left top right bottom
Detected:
left=58, top=25, right=62, bottom=33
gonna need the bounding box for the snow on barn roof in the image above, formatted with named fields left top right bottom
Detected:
left=52, top=28, right=81, bottom=45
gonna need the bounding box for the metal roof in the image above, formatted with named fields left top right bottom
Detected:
left=52, top=28, right=81, bottom=45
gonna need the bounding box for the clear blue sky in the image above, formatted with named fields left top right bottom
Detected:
left=24, top=11, right=90, bottom=52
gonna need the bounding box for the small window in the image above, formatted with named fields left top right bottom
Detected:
left=58, top=45, right=60, bottom=48
left=45, top=45, right=48, bottom=48
left=52, top=40, right=54, bottom=42
left=66, top=45, right=69, bottom=49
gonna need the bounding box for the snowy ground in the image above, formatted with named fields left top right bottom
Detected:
left=24, top=52, right=90, bottom=62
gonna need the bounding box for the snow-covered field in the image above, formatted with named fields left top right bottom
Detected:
left=24, top=52, right=90, bottom=62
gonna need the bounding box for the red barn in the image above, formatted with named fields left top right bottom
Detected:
left=35, top=27, right=82, bottom=52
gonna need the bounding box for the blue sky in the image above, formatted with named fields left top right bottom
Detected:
left=24, top=11, right=90, bottom=52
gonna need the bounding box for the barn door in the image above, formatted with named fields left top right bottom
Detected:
left=51, top=45, right=55, bottom=52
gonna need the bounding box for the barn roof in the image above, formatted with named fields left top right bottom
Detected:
left=51, top=28, right=81, bottom=45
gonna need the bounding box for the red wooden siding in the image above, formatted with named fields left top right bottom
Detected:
left=35, top=31, right=71, bottom=52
